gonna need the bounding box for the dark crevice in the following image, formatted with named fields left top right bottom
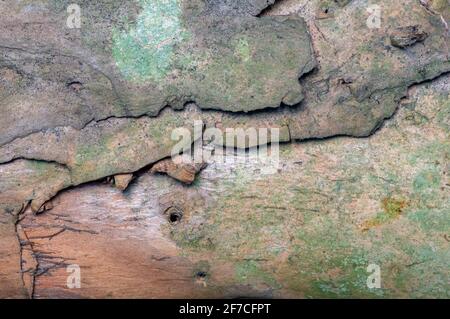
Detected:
left=14, top=202, right=37, bottom=299
left=0, top=157, right=69, bottom=169
left=66, top=81, right=83, bottom=92
left=257, top=0, right=283, bottom=17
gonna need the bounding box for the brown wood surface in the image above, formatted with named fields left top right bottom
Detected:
left=18, top=183, right=198, bottom=298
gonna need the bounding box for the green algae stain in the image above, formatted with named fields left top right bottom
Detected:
left=407, top=209, right=450, bottom=233
left=408, top=141, right=450, bottom=165
left=235, top=260, right=281, bottom=289
left=413, top=169, right=441, bottom=192
left=285, top=214, right=383, bottom=298
left=435, top=95, right=450, bottom=131
left=112, top=0, right=187, bottom=82
left=306, top=255, right=382, bottom=298
left=234, top=37, right=251, bottom=62
left=73, top=138, right=109, bottom=166
left=27, top=160, right=53, bottom=172
left=392, top=243, right=450, bottom=298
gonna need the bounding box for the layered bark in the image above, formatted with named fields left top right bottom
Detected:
left=0, top=0, right=449, bottom=298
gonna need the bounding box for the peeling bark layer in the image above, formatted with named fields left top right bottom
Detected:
left=0, top=0, right=449, bottom=298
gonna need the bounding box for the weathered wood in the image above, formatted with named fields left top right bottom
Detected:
left=0, top=215, right=27, bottom=299
left=18, top=180, right=226, bottom=298
left=0, top=0, right=449, bottom=299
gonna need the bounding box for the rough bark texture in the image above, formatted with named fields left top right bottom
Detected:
left=0, top=0, right=449, bottom=298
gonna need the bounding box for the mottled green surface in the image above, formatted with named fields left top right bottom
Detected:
left=0, top=0, right=449, bottom=298
left=0, top=0, right=315, bottom=139
left=112, top=0, right=187, bottom=82
left=167, top=75, right=450, bottom=298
